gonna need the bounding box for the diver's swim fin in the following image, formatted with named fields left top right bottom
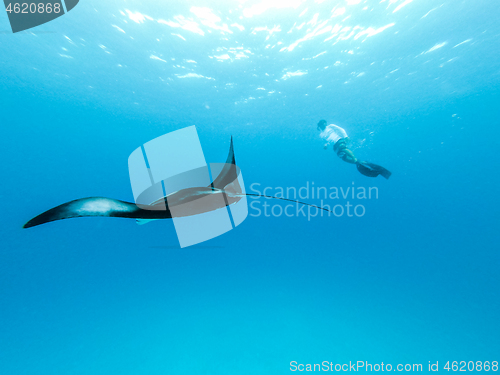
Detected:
left=356, top=161, right=391, bottom=179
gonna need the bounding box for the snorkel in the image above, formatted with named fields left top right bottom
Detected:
left=317, top=119, right=327, bottom=131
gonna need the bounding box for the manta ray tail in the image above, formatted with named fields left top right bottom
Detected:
left=240, top=194, right=334, bottom=214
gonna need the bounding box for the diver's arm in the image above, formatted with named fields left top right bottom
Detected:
left=320, top=132, right=330, bottom=149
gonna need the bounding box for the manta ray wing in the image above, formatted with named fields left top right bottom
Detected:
left=210, top=136, right=238, bottom=190
left=23, top=197, right=169, bottom=228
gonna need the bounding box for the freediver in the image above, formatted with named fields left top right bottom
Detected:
left=317, top=119, right=391, bottom=179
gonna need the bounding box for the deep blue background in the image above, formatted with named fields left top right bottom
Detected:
left=1, top=0, right=499, bottom=373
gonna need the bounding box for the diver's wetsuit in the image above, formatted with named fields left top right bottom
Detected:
left=319, top=124, right=347, bottom=150
left=319, top=124, right=353, bottom=162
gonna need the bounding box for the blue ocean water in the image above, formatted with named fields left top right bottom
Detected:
left=1, top=0, right=499, bottom=373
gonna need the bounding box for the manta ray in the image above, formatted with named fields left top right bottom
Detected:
left=24, top=138, right=330, bottom=229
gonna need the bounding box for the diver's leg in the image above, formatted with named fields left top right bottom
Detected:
left=341, top=149, right=358, bottom=164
